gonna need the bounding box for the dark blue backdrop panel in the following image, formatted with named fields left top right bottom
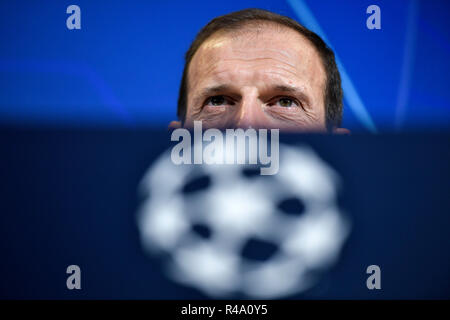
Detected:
left=0, top=130, right=449, bottom=299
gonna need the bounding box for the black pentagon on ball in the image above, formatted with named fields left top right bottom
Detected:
left=191, top=223, right=213, bottom=239
left=181, top=174, right=211, bottom=194
left=241, top=237, right=279, bottom=262
left=277, top=197, right=306, bottom=216
left=241, top=166, right=261, bottom=178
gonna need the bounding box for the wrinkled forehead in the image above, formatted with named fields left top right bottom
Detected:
left=187, top=22, right=326, bottom=91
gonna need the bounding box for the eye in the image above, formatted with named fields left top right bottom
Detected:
left=206, top=95, right=230, bottom=107
left=276, top=97, right=296, bottom=108
left=267, top=96, right=301, bottom=109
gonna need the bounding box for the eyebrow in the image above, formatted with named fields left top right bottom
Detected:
left=200, top=84, right=305, bottom=95
left=273, top=84, right=300, bottom=93
left=200, top=84, right=232, bottom=97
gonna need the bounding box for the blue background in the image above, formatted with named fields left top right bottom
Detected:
left=1, top=0, right=450, bottom=131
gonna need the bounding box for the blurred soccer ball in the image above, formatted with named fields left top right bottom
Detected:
left=137, top=143, right=350, bottom=298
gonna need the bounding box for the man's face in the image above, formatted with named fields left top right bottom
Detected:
left=183, top=23, right=328, bottom=131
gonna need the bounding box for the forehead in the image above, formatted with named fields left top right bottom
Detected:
left=187, top=23, right=326, bottom=93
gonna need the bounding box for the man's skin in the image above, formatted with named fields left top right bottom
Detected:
left=170, top=22, right=349, bottom=133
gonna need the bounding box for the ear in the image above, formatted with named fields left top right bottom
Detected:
left=333, top=127, right=351, bottom=135
left=168, top=121, right=182, bottom=130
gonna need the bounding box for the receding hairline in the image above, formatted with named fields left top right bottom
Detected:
left=189, top=19, right=322, bottom=60
left=201, top=19, right=300, bottom=38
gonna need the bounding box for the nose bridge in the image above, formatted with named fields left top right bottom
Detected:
left=237, top=87, right=261, bottom=129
